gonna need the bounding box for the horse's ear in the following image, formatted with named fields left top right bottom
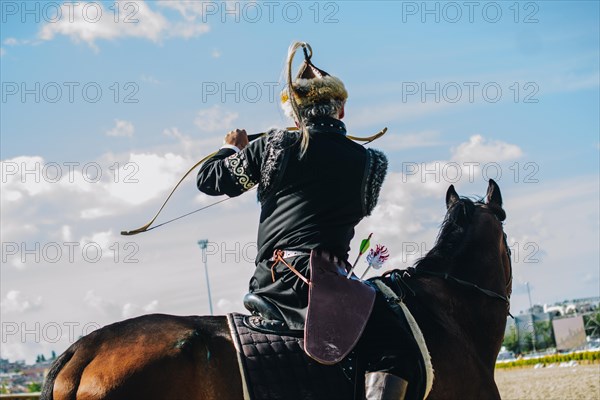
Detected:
left=446, top=185, right=460, bottom=209
left=486, top=179, right=502, bottom=207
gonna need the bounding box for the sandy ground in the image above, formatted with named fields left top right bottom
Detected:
left=495, top=364, right=600, bottom=400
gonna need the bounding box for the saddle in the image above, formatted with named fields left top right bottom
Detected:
left=232, top=256, right=434, bottom=400
left=246, top=249, right=376, bottom=363
left=227, top=313, right=354, bottom=400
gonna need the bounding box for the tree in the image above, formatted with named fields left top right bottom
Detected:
left=520, top=331, right=534, bottom=353
left=584, top=312, right=600, bottom=338
left=27, top=382, right=42, bottom=393
left=502, top=326, right=520, bottom=354
left=534, top=321, right=555, bottom=349
left=51, top=350, right=57, bottom=360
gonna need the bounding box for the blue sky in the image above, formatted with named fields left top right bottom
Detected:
left=1, top=1, right=599, bottom=363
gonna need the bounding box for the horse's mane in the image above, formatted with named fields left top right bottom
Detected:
left=414, top=196, right=481, bottom=269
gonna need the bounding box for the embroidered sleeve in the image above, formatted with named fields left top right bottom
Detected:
left=224, top=151, right=258, bottom=192
left=197, top=139, right=265, bottom=197
left=363, top=148, right=388, bottom=216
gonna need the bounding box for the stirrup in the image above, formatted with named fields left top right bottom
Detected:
left=365, top=372, right=409, bottom=400
left=242, top=293, right=302, bottom=336
left=243, top=293, right=286, bottom=321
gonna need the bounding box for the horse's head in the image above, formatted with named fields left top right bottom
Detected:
left=417, top=179, right=512, bottom=307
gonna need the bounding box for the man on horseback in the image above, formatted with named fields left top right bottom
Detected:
left=197, top=42, right=421, bottom=399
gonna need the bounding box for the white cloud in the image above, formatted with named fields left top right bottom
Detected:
left=83, top=291, right=160, bottom=320
left=84, top=290, right=120, bottom=317
left=61, top=225, right=73, bottom=241
left=211, top=49, right=221, bottom=58
left=79, top=230, right=118, bottom=257
left=375, top=130, right=443, bottom=151
left=170, top=22, right=210, bottom=39
left=102, top=152, right=187, bottom=205
left=0, top=151, right=192, bottom=237
left=157, top=0, right=207, bottom=21
left=80, top=207, right=114, bottom=219
left=9, top=258, right=26, bottom=270
left=37, top=1, right=209, bottom=50
left=358, top=134, right=526, bottom=274
left=2, top=37, right=33, bottom=46
left=363, top=167, right=599, bottom=312
left=216, top=298, right=234, bottom=313
left=0, top=142, right=211, bottom=249
left=163, top=127, right=195, bottom=155
left=122, top=300, right=158, bottom=318
left=451, top=135, right=523, bottom=163
left=156, top=0, right=247, bottom=22
left=0, top=48, right=5, bottom=57
left=1, top=156, right=56, bottom=201
left=1, top=291, right=42, bottom=314
left=0, top=343, right=28, bottom=363
left=194, top=106, right=239, bottom=132
left=106, top=119, right=135, bottom=137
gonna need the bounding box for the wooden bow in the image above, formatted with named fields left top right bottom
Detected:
left=121, top=127, right=387, bottom=236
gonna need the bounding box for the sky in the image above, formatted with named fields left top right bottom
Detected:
left=1, top=0, right=599, bottom=364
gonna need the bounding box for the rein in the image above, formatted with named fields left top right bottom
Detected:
left=380, top=205, right=514, bottom=318
left=383, top=267, right=514, bottom=319
left=402, top=268, right=511, bottom=306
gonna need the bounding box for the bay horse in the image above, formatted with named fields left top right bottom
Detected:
left=41, top=180, right=512, bottom=400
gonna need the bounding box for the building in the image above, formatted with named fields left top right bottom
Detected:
left=503, top=296, right=600, bottom=354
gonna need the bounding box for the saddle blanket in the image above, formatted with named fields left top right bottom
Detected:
left=226, top=313, right=354, bottom=400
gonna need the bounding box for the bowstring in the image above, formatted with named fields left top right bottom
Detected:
left=133, top=132, right=381, bottom=233
left=146, top=187, right=258, bottom=232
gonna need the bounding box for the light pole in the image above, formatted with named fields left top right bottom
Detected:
left=526, top=282, right=533, bottom=311
left=197, top=240, right=214, bottom=315
left=526, top=282, right=537, bottom=353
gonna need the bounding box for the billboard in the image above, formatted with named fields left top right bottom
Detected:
left=552, top=316, right=586, bottom=351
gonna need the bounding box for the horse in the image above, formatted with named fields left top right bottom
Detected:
left=41, top=180, right=512, bottom=400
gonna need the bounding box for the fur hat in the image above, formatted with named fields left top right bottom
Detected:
left=280, top=42, right=348, bottom=117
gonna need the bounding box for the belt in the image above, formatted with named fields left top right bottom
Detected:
left=268, top=250, right=310, bottom=261
left=270, top=249, right=311, bottom=285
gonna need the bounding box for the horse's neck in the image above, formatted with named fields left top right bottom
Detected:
left=410, top=261, right=507, bottom=364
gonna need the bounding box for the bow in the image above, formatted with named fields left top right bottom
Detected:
left=121, top=127, right=387, bottom=236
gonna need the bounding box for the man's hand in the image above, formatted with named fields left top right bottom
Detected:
left=225, top=129, right=249, bottom=150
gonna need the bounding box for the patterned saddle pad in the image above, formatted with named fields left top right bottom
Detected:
left=226, top=313, right=354, bottom=400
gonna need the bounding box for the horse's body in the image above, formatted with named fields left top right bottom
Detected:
left=42, top=181, right=512, bottom=400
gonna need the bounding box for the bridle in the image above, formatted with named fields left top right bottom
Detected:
left=383, top=203, right=514, bottom=317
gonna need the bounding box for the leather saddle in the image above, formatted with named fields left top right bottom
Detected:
left=244, top=250, right=376, bottom=365
left=304, top=249, right=376, bottom=364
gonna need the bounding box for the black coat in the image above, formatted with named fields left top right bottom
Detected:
left=197, top=116, right=387, bottom=328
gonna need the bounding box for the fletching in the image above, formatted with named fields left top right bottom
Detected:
left=365, top=245, right=390, bottom=270
left=359, top=233, right=373, bottom=255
